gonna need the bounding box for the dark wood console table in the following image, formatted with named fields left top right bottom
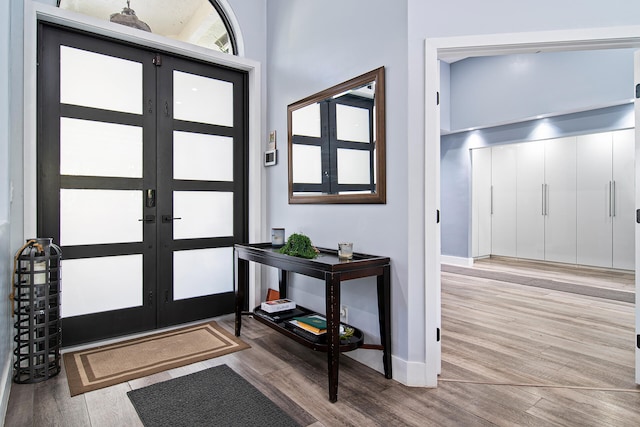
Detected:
left=234, top=243, right=391, bottom=402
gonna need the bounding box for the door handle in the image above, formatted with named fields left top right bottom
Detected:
left=162, top=215, right=182, bottom=223
left=608, top=181, right=612, bottom=217
left=138, top=215, right=155, bottom=223
left=490, top=185, right=493, bottom=215
left=612, top=180, right=616, bottom=217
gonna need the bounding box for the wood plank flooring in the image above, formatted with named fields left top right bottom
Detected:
left=5, top=258, right=640, bottom=426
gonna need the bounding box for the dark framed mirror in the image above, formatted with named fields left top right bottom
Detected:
left=287, top=67, right=385, bottom=204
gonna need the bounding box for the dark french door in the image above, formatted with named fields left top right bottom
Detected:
left=37, top=23, right=247, bottom=346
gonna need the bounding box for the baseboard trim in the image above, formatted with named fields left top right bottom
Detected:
left=440, top=255, right=474, bottom=267
left=345, top=351, right=434, bottom=387
left=390, top=355, right=435, bottom=387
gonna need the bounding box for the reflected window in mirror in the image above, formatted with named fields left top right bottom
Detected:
left=288, top=67, right=385, bottom=204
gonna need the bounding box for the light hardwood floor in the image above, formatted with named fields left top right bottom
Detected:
left=5, top=258, right=640, bottom=426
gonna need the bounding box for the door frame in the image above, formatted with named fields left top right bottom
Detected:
left=23, top=3, right=265, bottom=311
left=425, top=27, right=640, bottom=387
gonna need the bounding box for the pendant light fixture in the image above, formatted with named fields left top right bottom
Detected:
left=110, top=1, right=152, bottom=32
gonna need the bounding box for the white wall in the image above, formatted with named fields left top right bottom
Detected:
left=265, top=0, right=414, bottom=372
left=415, top=1, right=640, bottom=38
left=450, top=49, right=635, bottom=131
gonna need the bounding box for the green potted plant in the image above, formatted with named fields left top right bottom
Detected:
left=278, top=233, right=319, bottom=259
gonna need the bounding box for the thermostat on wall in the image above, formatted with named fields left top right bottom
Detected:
left=264, top=149, right=277, bottom=166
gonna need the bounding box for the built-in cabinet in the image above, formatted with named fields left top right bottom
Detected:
left=471, top=129, right=634, bottom=270
left=576, top=130, right=635, bottom=269
left=490, top=145, right=517, bottom=256
left=471, top=148, right=492, bottom=257
left=541, top=136, right=578, bottom=264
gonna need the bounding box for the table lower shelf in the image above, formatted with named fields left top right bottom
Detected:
left=251, top=305, right=364, bottom=352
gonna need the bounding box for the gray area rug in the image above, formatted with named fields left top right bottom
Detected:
left=441, top=264, right=635, bottom=303
left=127, top=364, right=301, bottom=427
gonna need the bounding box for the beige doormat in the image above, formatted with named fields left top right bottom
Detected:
left=63, top=321, right=250, bottom=396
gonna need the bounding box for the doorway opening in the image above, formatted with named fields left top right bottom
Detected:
left=425, top=27, right=640, bottom=387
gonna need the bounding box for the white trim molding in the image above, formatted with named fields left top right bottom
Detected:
left=391, top=354, right=429, bottom=387
left=440, top=255, right=473, bottom=267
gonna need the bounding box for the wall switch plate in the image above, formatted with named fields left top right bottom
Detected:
left=269, top=130, right=277, bottom=149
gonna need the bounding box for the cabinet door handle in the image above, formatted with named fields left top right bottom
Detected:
left=608, top=181, right=612, bottom=217
left=541, top=184, right=545, bottom=215
left=490, top=185, right=493, bottom=215
left=546, top=184, right=549, bottom=216
left=612, top=180, right=616, bottom=217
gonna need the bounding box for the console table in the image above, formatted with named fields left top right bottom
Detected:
left=234, top=243, right=391, bottom=402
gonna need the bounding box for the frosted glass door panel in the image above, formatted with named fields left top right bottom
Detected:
left=516, top=141, right=545, bottom=261
left=173, top=247, right=233, bottom=300
left=61, top=255, right=143, bottom=317
left=292, top=145, right=322, bottom=183
left=544, top=137, right=577, bottom=264
left=491, top=145, right=517, bottom=257
left=173, top=191, right=233, bottom=239
left=337, top=148, right=370, bottom=184
left=60, top=189, right=142, bottom=246
left=173, top=71, right=233, bottom=126
left=60, top=46, right=142, bottom=114
left=577, top=133, right=613, bottom=268
left=292, top=103, right=321, bottom=137
left=612, top=129, right=635, bottom=270
left=60, top=118, right=143, bottom=178
left=173, top=131, right=233, bottom=181
left=336, top=104, right=370, bottom=143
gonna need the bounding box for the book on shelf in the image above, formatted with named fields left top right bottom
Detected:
left=285, top=319, right=326, bottom=343
left=292, top=320, right=326, bottom=334
left=260, top=298, right=296, bottom=313
left=293, top=314, right=326, bottom=332
left=254, top=307, right=306, bottom=322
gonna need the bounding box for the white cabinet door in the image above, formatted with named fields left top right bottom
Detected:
left=472, top=148, right=492, bottom=258
left=516, top=141, right=545, bottom=260
left=612, top=128, right=635, bottom=270
left=576, top=133, right=613, bottom=268
left=544, top=137, right=577, bottom=264
left=491, top=145, right=517, bottom=257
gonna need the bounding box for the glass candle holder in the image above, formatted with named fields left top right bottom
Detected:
left=338, top=242, right=353, bottom=260
left=271, top=228, right=285, bottom=247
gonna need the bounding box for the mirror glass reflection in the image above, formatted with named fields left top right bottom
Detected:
left=288, top=67, right=385, bottom=204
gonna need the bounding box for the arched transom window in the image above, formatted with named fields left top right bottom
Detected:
left=57, top=0, right=237, bottom=55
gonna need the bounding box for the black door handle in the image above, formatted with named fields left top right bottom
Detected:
left=138, top=215, right=155, bottom=223
left=162, top=215, right=182, bottom=223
